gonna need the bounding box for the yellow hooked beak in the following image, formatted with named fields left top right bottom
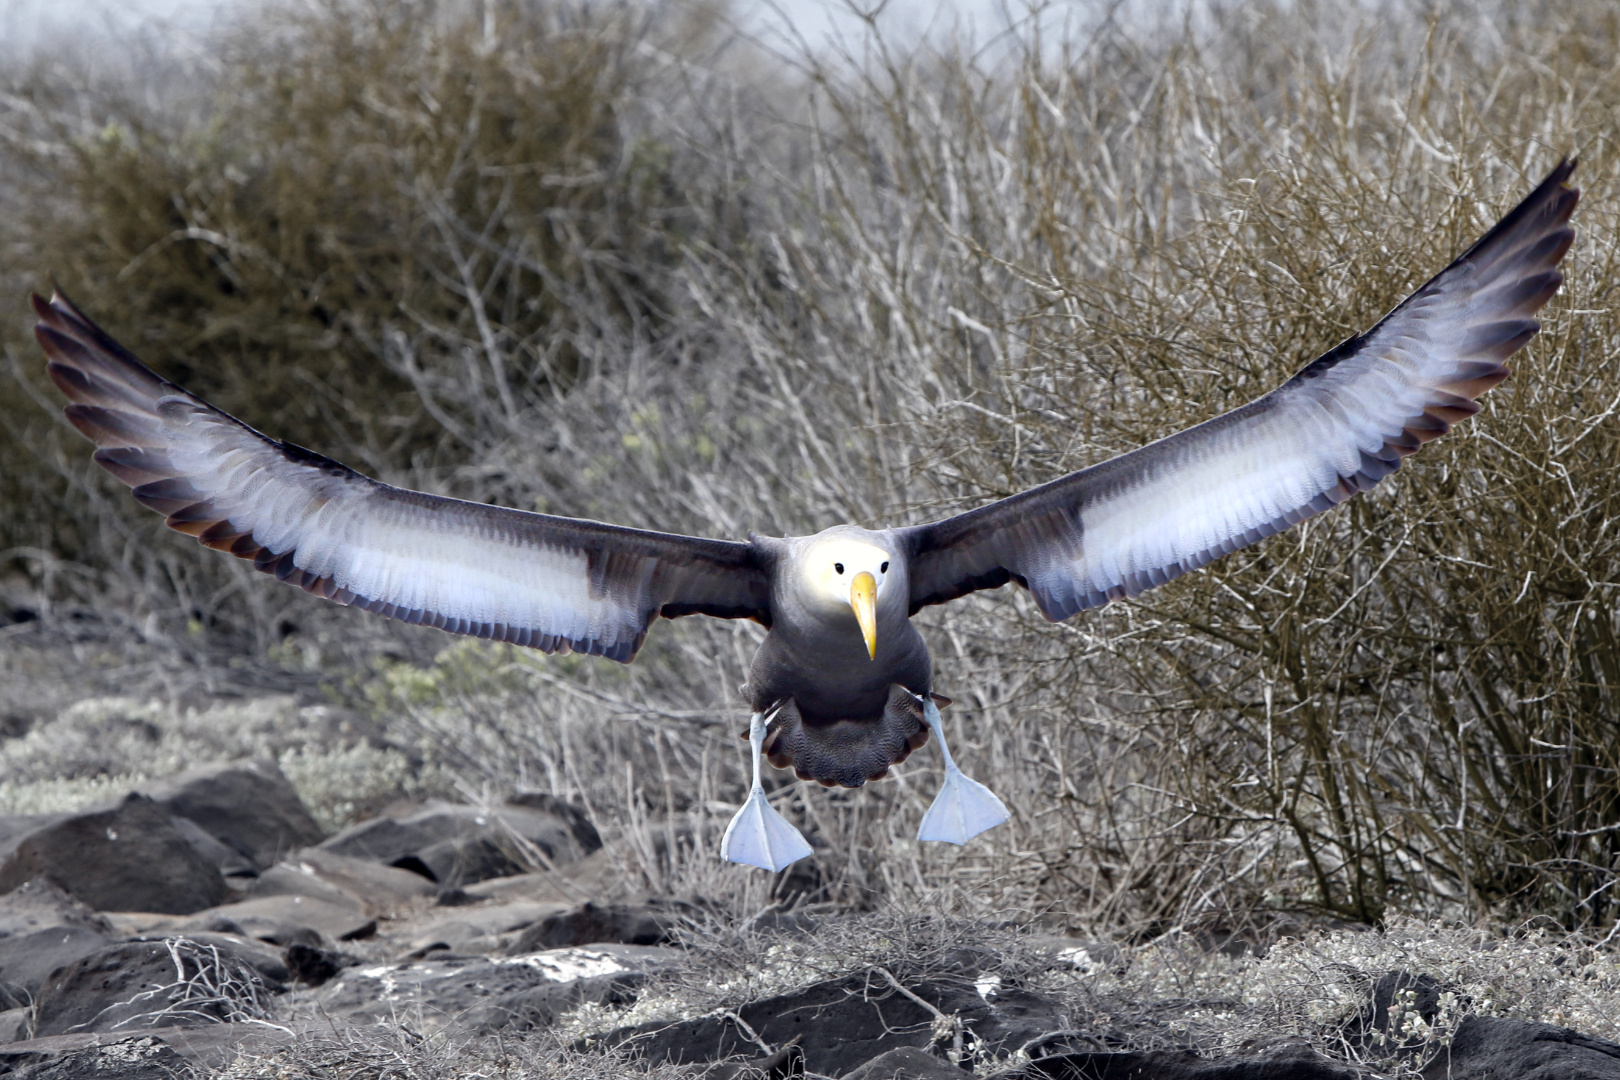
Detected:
left=850, top=570, right=878, bottom=660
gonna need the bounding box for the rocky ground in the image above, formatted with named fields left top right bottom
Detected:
left=0, top=758, right=1615, bottom=1079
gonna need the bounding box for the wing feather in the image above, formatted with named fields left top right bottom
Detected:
left=35, top=293, right=770, bottom=662
left=905, top=159, right=1579, bottom=619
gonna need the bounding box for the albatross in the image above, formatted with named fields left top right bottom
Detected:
left=33, top=159, right=1579, bottom=871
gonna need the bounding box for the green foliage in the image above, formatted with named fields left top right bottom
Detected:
left=278, top=741, right=436, bottom=833
left=0, top=692, right=443, bottom=829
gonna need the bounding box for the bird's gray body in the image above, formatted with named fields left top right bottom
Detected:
left=744, top=528, right=934, bottom=787
left=748, top=529, right=930, bottom=718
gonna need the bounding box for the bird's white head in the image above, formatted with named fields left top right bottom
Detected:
left=801, top=531, right=895, bottom=660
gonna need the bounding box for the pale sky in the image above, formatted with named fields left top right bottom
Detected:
left=0, top=0, right=1031, bottom=60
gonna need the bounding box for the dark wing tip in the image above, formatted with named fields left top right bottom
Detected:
left=32, top=287, right=88, bottom=337
left=32, top=286, right=172, bottom=390
left=41, top=284, right=96, bottom=326
left=1459, top=157, right=1580, bottom=266
left=1287, top=157, right=1579, bottom=391
left=1526, top=156, right=1578, bottom=208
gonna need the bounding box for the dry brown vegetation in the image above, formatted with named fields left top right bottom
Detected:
left=2, top=0, right=1619, bottom=949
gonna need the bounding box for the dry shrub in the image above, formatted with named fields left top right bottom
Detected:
left=1223, top=918, right=1620, bottom=1071
left=216, top=1024, right=713, bottom=1080
left=3, top=0, right=1620, bottom=937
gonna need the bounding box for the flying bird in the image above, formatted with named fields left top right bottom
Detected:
left=33, top=159, right=1579, bottom=871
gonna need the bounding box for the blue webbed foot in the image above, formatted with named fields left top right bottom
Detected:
left=916, top=695, right=1009, bottom=845
left=918, top=765, right=1010, bottom=844
left=721, top=787, right=814, bottom=871
left=721, top=710, right=813, bottom=871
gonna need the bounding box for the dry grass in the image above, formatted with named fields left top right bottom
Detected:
left=215, top=1025, right=718, bottom=1080
left=2, top=0, right=1620, bottom=946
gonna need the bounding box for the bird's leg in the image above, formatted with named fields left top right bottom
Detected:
left=917, top=695, right=1009, bottom=844
left=720, top=711, right=814, bottom=871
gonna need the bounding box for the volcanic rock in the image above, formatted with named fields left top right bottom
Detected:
left=0, top=927, right=109, bottom=1000
left=32, top=939, right=277, bottom=1037
left=507, top=901, right=678, bottom=952
left=601, top=970, right=1063, bottom=1076
left=252, top=848, right=437, bottom=913
left=0, top=795, right=226, bottom=914
left=0, top=878, right=113, bottom=937
left=841, top=1046, right=964, bottom=1080
left=406, top=899, right=570, bottom=958
left=317, top=800, right=597, bottom=887
left=1419, top=1015, right=1620, bottom=1079
left=178, top=894, right=376, bottom=945
left=1013, top=1046, right=1365, bottom=1079
left=317, top=943, right=673, bottom=1032
left=144, top=759, right=324, bottom=869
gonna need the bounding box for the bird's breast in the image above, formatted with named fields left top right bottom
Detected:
left=747, top=614, right=930, bottom=723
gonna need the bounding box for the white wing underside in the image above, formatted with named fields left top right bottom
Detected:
left=36, top=295, right=769, bottom=662
left=164, top=405, right=616, bottom=641
left=1056, top=296, right=1513, bottom=610
left=907, top=160, right=1578, bottom=620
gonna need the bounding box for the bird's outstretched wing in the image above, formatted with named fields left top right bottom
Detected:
left=35, top=293, right=770, bottom=661
left=903, top=159, right=1579, bottom=619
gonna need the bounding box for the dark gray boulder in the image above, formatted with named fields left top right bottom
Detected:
left=1420, top=1016, right=1620, bottom=1079
left=0, top=795, right=226, bottom=914
left=246, top=863, right=356, bottom=908
left=2, top=1034, right=192, bottom=1079
left=414, top=834, right=527, bottom=887
left=507, top=901, right=677, bottom=952
left=0, top=878, right=114, bottom=937
left=0, top=817, right=66, bottom=869
left=126, top=932, right=291, bottom=988
left=317, top=944, right=673, bottom=1032
left=0, top=1023, right=305, bottom=1076
left=169, top=814, right=259, bottom=880
left=506, top=792, right=603, bottom=853
left=315, top=816, right=428, bottom=870
left=600, top=971, right=1063, bottom=1076
left=32, top=938, right=278, bottom=1037
left=144, top=759, right=324, bottom=870
left=405, top=898, right=569, bottom=957
left=708, top=1043, right=807, bottom=1080
left=459, top=967, right=644, bottom=1032
left=250, top=849, right=437, bottom=913
left=842, top=1046, right=964, bottom=1079
left=177, top=894, right=376, bottom=945
left=0, top=927, right=108, bottom=1000
left=284, top=942, right=358, bottom=988
left=1011, top=1045, right=1366, bottom=1079
left=317, top=800, right=597, bottom=887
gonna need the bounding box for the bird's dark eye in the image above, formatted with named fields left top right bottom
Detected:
left=835, top=563, right=844, bottom=574
left=880, top=561, right=889, bottom=573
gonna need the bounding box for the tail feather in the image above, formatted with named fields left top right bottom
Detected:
left=760, top=685, right=932, bottom=788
